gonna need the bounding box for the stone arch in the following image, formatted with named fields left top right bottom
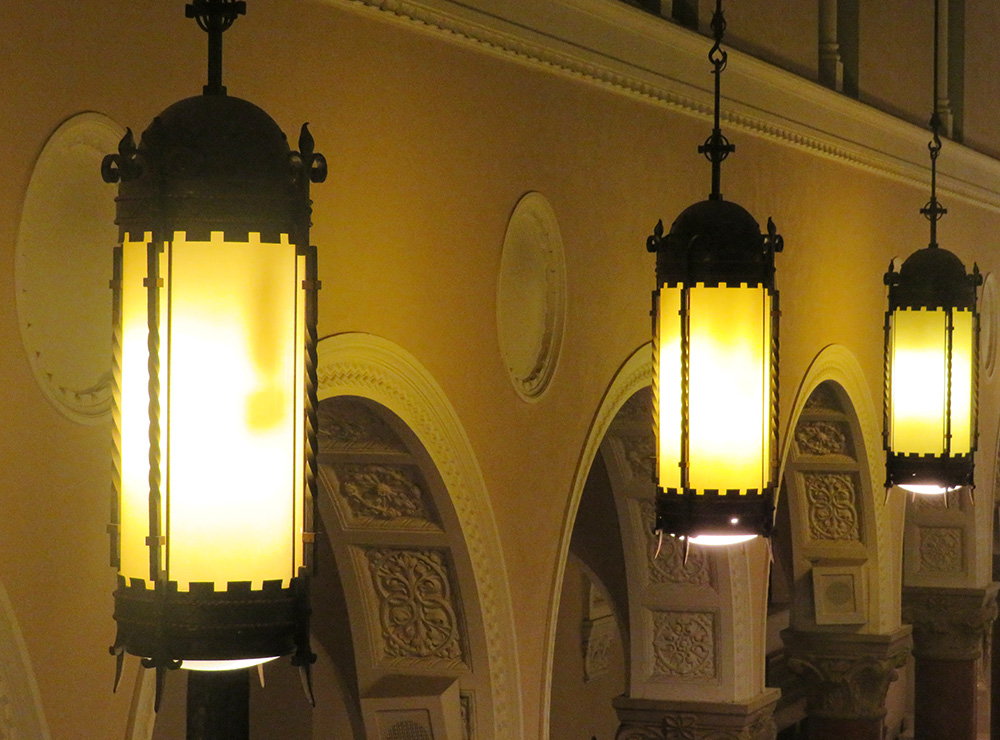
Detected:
left=0, top=578, right=50, bottom=739
left=546, top=344, right=776, bottom=739
left=779, top=344, right=904, bottom=633
left=316, top=332, right=522, bottom=740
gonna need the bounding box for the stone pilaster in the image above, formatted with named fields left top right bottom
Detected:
left=613, top=691, right=779, bottom=740
left=902, top=584, right=999, bottom=740
left=902, top=584, right=999, bottom=660
left=779, top=627, right=911, bottom=722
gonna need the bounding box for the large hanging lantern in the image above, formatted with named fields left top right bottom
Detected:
left=884, top=248, right=979, bottom=493
left=102, top=0, right=326, bottom=707
left=648, top=0, right=782, bottom=547
left=882, top=2, right=980, bottom=496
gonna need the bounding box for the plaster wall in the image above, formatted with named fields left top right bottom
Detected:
left=0, top=1, right=1000, bottom=738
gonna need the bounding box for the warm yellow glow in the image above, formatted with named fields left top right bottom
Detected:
left=899, top=483, right=957, bottom=495
left=120, top=234, right=167, bottom=582
left=890, top=307, right=974, bottom=456
left=118, top=231, right=305, bottom=590
left=656, top=283, right=770, bottom=492
left=890, top=309, right=947, bottom=453
left=656, top=288, right=682, bottom=489
left=167, top=232, right=297, bottom=589
left=950, top=309, right=974, bottom=453
left=687, top=534, right=758, bottom=546
left=182, top=656, right=279, bottom=672
left=293, top=253, right=306, bottom=574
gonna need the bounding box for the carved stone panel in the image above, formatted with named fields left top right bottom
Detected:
left=803, top=382, right=843, bottom=412
left=794, top=421, right=852, bottom=458
left=781, top=628, right=911, bottom=720
left=614, top=693, right=779, bottom=740
left=327, top=463, right=440, bottom=529
left=651, top=610, right=716, bottom=678
left=803, top=473, right=860, bottom=541
left=318, top=397, right=407, bottom=454
left=917, top=527, right=963, bottom=574
left=364, top=548, right=466, bottom=666
left=641, top=502, right=711, bottom=587
left=902, top=585, right=999, bottom=660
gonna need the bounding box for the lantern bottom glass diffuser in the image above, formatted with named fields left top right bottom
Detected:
left=898, top=483, right=959, bottom=495
left=686, top=533, right=758, bottom=546
left=181, top=657, right=279, bottom=672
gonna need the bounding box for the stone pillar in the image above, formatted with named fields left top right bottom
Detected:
left=818, top=0, right=843, bottom=91
left=780, top=627, right=912, bottom=740
left=613, top=690, right=779, bottom=740
left=902, top=584, right=999, bottom=740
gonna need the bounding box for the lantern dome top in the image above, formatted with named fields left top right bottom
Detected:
left=652, top=199, right=779, bottom=289
left=106, top=95, right=316, bottom=242
left=887, top=245, right=980, bottom=310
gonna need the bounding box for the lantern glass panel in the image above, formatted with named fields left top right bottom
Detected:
left=118, top=231, right=305, bottom=591
left=167, top=231, right=299, bottom=589
left=687, top=285, right=770, bottom=491
left=889, top=307, right=974, bottom=457
left=120, top=233, right=162, bottom=582
left=657, top=283, right=771, bottom=493
left=655, top=287, right=682, bottom=489
left=951, top=309, right=974, bottom=453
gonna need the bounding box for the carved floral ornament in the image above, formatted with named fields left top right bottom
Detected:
left=651, top=611, right=716, bottom=678
left=331, top=463, right=437, bottom=525
left=794, top=421, right=850, bottom=457
left=365, top=547, right=466, bottom=664
left=902, top=585, right=1000, bottom=660
left=803, top=473, right=860, bottom=541
left=917, top=527, right=963, bottom=574
left=614, top=709, right=777, bottom=740
left=786, top=653, right=906, bottom=720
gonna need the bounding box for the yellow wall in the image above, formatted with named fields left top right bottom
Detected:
left=0, top=1, right=999, bottom=738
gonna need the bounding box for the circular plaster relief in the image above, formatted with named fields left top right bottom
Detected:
left=16, top=112, right=124, bottom=424
left=981, top=272, right=997, bottom=381
left=496, top=192, right=566, bottom=401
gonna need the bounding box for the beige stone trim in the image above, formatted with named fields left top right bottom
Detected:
left=780, top=626, right=912, bottom=720
left=902, top=583, right=1000, bottom=661
left=323, top=0, right=1000, bottom=212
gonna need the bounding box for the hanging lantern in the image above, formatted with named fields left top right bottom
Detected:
left=102, top=0, right=326, bottom=707
left=882, top=4, right=981, bottom=496
left=647, top=0, right=781, bottom=547
left=884, top=248, right=980, bottom=493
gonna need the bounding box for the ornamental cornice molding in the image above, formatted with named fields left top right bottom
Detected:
left=902, top=583, right=1000, bottom=661
left=780, top=627, right=912, bottom=720
left=324, top=0, right=1000, bottom=212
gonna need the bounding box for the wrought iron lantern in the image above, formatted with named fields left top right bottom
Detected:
left=883, top=0, right=980, bottom=495
left=102, top=0, right=326, bottom=709
left=647, top=0, right=782, bottom=547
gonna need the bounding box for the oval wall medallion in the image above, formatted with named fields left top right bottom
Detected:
left=496, top=191, right=566, bottom=401
left=16, top=112, right=124, bottom=424
left=980, top=272, right=997, bottom=381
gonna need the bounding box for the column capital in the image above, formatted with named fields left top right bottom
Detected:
left=613, top=690, right=780, bottom=740
left=902, top=583, right=999, bottom=660
left=779, top=627, right=912, bottom=720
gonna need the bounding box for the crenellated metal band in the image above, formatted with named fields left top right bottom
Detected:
left=111, top=576, right=304, bottom=663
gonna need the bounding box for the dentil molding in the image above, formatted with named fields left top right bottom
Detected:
left=324, top=0, right=1000, bottom=212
